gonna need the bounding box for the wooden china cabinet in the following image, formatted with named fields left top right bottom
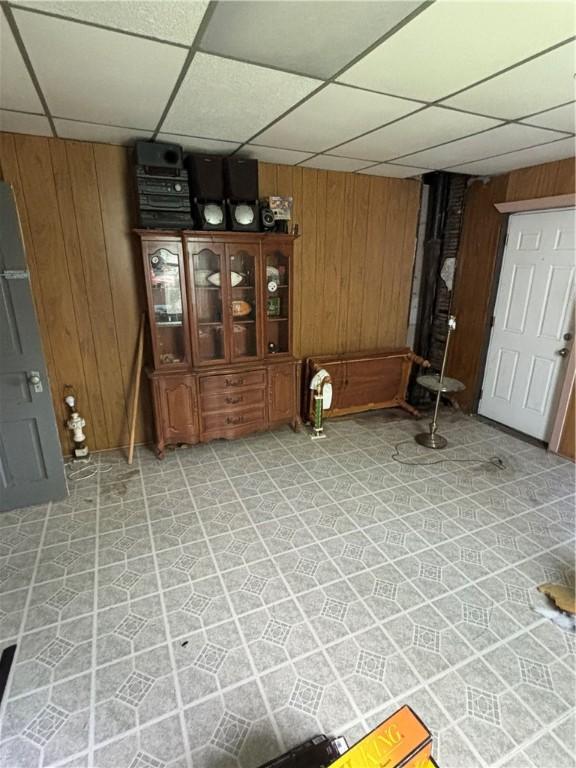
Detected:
left=136, top=230, right=301, bottom=457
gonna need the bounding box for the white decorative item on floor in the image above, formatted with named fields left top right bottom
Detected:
left=309, top=367, right=332, bottom=440
left=415, top=315, right=464, bottom=449
left=64, top=393, right=89, bottom=460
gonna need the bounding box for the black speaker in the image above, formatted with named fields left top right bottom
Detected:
left=185, top=154, right=224, bottom=200
left=135, top=141, right=183, bottom=172
left=224, top=157, right=259, bottom=201
left=193, top=201, right=226, bottom=231
left=228, top=201, right=259, bottom=231
left=260, top=206, right=275, bottom=231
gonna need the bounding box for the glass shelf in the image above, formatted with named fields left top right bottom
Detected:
left=229, top=246, right=259, bottom=360
left=148, top=245, right=187, bottom=366
left=265, top=247, right=290, bottom=355
left=192, top=247, right=227, bottom=362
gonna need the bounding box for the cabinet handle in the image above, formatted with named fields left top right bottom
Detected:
left=225, top=378, right=244, bottom=387
left=226, top=415, right=244, bottom=425
left=226, top=396, right=243, bottom=404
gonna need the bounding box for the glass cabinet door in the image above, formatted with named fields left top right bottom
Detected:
left=227, top=243, right=260, bottom=361
left=264, top=246, right=290, bottom=356
left=189, top=243, right=228, bottom=364
left=147, top=242, right=188, bottom=367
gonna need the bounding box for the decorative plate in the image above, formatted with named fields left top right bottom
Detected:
left=208, top=271, right=244, bottom=287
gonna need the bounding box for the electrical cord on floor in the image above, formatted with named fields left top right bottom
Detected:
left=65, top=459, right=113, bottom=482
left=391, top=439, right=506, bottom=469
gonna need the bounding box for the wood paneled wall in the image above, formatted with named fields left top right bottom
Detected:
left=0, top=132, right=151, bottom=453
left=448, top=157, right=576, bottom=422
left=258, top=164, right=421, bottom=358
left=0, top=133, right=422, bottom=452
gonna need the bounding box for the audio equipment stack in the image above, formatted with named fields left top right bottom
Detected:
left=184, top=154, right=226, bottom=230
left=134, top=141, right=193, bottom=229
left=224, top=157, right=260, bottom=231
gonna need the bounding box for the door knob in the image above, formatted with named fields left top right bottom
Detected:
left=28, top=371, right=43, bottom=392
left=557, top=348, right=569, bottom=358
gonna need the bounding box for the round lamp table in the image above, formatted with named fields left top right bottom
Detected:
left=415, top=373, right=465, bottom=449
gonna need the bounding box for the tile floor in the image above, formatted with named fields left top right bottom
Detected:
left=0, top=410, right=574, bottom=768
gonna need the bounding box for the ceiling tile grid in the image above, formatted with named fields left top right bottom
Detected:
left=12, top=8, right=188, bottom=128
left=161, top=51, right=321, bottom=142
left=54, top=120, right=153, bottom=145
left=299, top=155, right=374, bottom=172
left=255, top=83, right=422, bottom=153
left=0, top=0, right=573, bottom=178
left=241, top=145, right=314, bottom=165
left=336, top=0, right=575, bottom=101
left=441, top=40, right=576, bottom=120
left=522, top=102, right=576, bottom=134
left=393, top=124, right=570, bottom=170
left=0, top=13, right=43, bottom=112
left=198, top=0, right=423, bottom=79
left=0, top=108, right=51, bottom=136
left=18, top=0, right=210, bottom=45
left=358, top=162, right=432, bottom=178
left=331, top=108, right=503, bottom=163
left=448, top=136, right=575, bottom=175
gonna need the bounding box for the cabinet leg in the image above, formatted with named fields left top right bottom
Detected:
left=398, top=400, right=421, bottom=418
left=155, top=442, right=165, bottom=460
left=291, top=415, right=303, bottom=433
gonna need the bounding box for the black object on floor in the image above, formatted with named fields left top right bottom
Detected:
left=258, top=735, right=348, bottom=768
left=0, top=644, right=16, bottom=705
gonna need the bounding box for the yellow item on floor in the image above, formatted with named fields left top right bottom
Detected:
left=331, top=705, right=432, bottom=767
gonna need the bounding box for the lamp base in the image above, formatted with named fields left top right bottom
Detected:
left=415, top=431, right=448, bottom=449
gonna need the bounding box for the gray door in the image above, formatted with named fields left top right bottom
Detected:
left=0, top=181, right=67, bottom=512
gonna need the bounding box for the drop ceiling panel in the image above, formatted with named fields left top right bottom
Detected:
left=449, top=137, right=575, bottom=175
left=241, top=146, right=314, bottom=165
left=18, top=1, right=210, bottom=45
left=255, top=84, right=421, bottom=152
left=399, top=124, right=567, bottom=170
left=0, top=15, right=43, bottom=112
left=0, top=109, right=51, bottom=136
left=443, top=42, right=576, bottom=120
left=359, top=163, right=429, bottom=178
left=300, top=155, right=373, bottom=172
left=13, top=10, right=187, bottom=128
left=522, top=103, right=575, bottom=134
left=163, top=52, right=320, bottom=142
left=55, top=120, right=152, bottom=145
left=200, top=0, right=421, bottom=79
left=332, top=108, right=502, bottom=163
left=157, top=133, right=240, bottom=154
left=338, top=1, right=574, bottom=101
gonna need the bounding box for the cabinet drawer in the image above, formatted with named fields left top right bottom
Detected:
left=199, top=370, right=266, bottom=394
left=201, top=388, right=264, bottom=413
left=201, top=406, right=266, bottom=433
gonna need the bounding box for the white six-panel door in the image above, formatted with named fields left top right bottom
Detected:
left=479, top=208, right=575, bottom=441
